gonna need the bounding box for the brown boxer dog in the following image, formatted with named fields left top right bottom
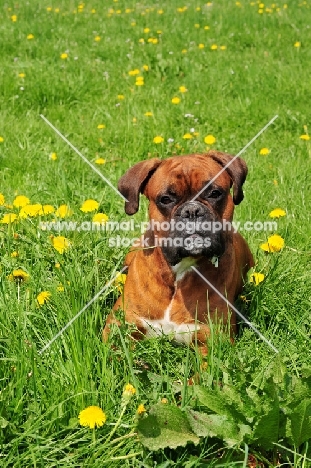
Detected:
left=103, top=151, right=254, bottom=351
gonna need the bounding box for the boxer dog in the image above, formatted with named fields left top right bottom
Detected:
left=103, top=151, right=254, bottom=351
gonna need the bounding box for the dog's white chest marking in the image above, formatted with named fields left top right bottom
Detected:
left=143, top=257, right=200, bottom=344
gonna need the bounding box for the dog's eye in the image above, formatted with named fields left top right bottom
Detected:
left=208, top=190, right=222, bottom=199
left=160, top=195, right=174, bottom=205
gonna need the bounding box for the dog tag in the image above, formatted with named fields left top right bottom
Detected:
left=211, top=256, right=219, bottom=268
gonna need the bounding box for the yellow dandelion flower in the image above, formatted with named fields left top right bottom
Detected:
left=94, top=36, right=101, bottom=42
left=204, top=135, right=216, bottom=145
left=55, top=204, right=72, bottom=218
left=55, top=8, right=60, bottom=13
left=123, top=383, right=136, bottom=397
left=158, top=9, right=164, bottom=14
left=55, top=262, right=61, bottom=268
left=50, top=152, right=57, bottom=160
left=143, top=28, right=150, bottom=33
left=117, top=94, right=125, bottom=100
left=11, top=14, right=17, bottom=22
left=294, top=41, right=301, bottom=48
left=220, top=45, right=227, bottom=50
left=151, top=38, right=158, bottom=44
left=269, top=208, right=286, bottom=218
left=183, top=133, right=193, bottom=139
left=97, top=124, right=105, bottom=129
left=91, top=8, right=96, bottom=13
left=300, top=134, right=310, bottom=141
left=260, top=234, right=285, bottom=253
left=60, top=53, right=68, bottom=59
left=259, top=2, right=264, bottom=7
left=52, top=236, right=71, bottom=254
left=137, top=404, right=146, bottom=414
left=11, top=251, right=18, bottom=258
left=157, top=30, right=162, bottom=34
left=198, top=43, right=205, bottom=49
left=153, top=136, right=164, bottom=144
left=195, top=24, right=200, bottom=28
left=18, top=72, right=26, bottom=78
left=250, top=272, right=265, bottom=286
left=19, top=204, right=43, bottom=218
left=80, top=199, right=99, bottom=213
left=139, top=38, right=145, bottom=44
left=161, top=398, right=168, bottom=404
left=128, top=69, right=140, bottom=76
left=144, top=111, right=153, bottom=117
left=135, top=79, right=144, bottom=86
left=204, top=25, right=210, bottom=30
left=211, top=44, right=218, bottom=50
left=27, top=34, right=34, bottom=40
left=37, top=291, right=51, bottom=306
left=132, top=117, right=137, bottom=123
left=57, top=284, right=64, bottom=292
left=47, top=7, right=52, bottom=11
left=0, top=193, right=5, bottom=205
left=182, top=49, right=187, bottom=54
left=42, top=205, right=55, bottom=215
left=0, top=137, right=4, bottom=143
left=79, top=406, right=106, bottom=429
left=13, top=195, right=30, bottom=208
left=171, top=97, right=180, bottom=104
left=259, top=147, right=270, bottom=155
left=179, top=86, right=187, bottom=93
left=95, top=158, right=106, bottom=165
left=258, top=8, right=264, bottom=13
left=92, top=213, right=108, bottom=224
left=1, top=213, right=18, bottom=224
left=9, top=269, right=29, bottom=283
left=143, top=65, right=149, bottom=71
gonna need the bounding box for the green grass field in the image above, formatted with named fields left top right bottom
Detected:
left=1, top=0, right=311, bottom=466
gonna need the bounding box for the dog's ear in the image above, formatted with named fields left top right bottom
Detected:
left=118, top=158, right=162, bottom=215
left=207, top=150, right=248, bottom=205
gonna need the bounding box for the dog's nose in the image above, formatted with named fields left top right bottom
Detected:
left=179, top=202, right=206, bottom=220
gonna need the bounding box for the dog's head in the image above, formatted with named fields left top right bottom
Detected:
left=118, top=151, right=248, bottom=265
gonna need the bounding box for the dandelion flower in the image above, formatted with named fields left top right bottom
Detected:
left=1, top=213, right=18, bottom=224
left=80, top=199, right=99, bottom=213
left=18, top=72, right=26, bottom=78
left=9, top=269, right=29, bottom=283
left=143, top=65, right=149, bottom=71
left=37, top=291, right=51, bottom=306
left=144, top=111, right=153, bottom=117
left=250, top=272, right=265, bottom=285
left=0, top=137, right=4, bottom=143
left=220, top=45, right=227, bottom=50
left=171, top=97, right=180, bottom=104
left=52, top=236, right=71, bottom=254
left=182, top=49, right=187, bottom=54
left=50, top=152, right=57, bottom=160
left=13, top=195, right=30, bottom=208
left=198, top=43, right=205, bottom=49
left=79, top=406, right=106, bottom=429
left=114, top=272, right=126, bottom=292
left=210, top=44, right=218, bottom=50
left=93, top=213, right=108, bottom=224
left=60, top=53, right=68, bottom=59
left=137, top=404, right=146, bottom=414
left=183, top=133, right=193, bottom=139
left=179, top=86, right=187, bottom=93
left=0, top=193, right=5, bottom=205
left=143, top=27, right=150, bottom=33
left=128, top=69, right=140, bottom=76
left=19, top=204, right=43, bottom=218
left=42, top=205, right=55, bottom=215
left=11, top=251, right=18, bottom=258
left=55, top=204, right=72, bottom=218
left=204, top=25, right=210, bottom=30
left=269, top=208, right=286, bottom=218
left=97, top=124, right=105, bottom=129
left=260, top=234, right=284, bottom=253
left=94, top=36, right=101, bottom=42
left=259, top=147, right=270, bottom=155
left=204, top=135, right=216, bottom=145
left=11, top=14, right=17, bottom=22
left=122, top=383, right=136, bottom=404
left=294, top=41, right=301, bottom=47
left=117, top=94, right=125, bottom=100
left=300, top=134, right=310, bottom=141
left=153, top=136, right=164, bottom=144
left=27, top=34, right=34, bottom=40
left=95, top=158, right=106, bottom=165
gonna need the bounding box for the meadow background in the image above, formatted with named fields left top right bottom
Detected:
left=1, top=0, right=311, bottom=466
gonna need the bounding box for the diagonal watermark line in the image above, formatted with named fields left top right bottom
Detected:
left=191, top=115, right=278, bottom=202
left=38, top=266, right=128, bottom=355
left=191, top=266, right=279, bottom=354
left=40, top=114, right=128, bottom=202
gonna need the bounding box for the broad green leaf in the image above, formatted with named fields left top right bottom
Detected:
left=137, top=404, right=200, bottom=451
left=289, top=399, right=311, bottom=447
left=186, top=409, right=251, bottom=447
left=193, top=386, right=247, bottom=423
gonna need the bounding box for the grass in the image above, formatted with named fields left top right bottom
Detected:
left=1, top=0, right=311, bottom=466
